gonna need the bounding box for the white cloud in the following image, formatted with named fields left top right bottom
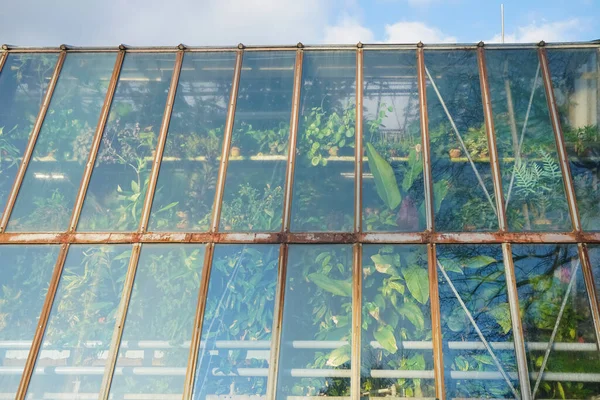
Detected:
left=487, top=18, right=587, bottom=43
left=323, top=15, right=375, bottom=44
left=384, top=21, right=457, bottom=43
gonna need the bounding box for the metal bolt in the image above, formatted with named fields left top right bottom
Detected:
left=1, top=44, right=8, bottom=50
left=60, top=44, right=68, bottom=50
left=178, top=43, right=186, bottom=50
left=538, top=40, right=546, bottom=47
left=119, top=44, right=127, bottom=50
left=297, top=42, right=304, bottom=48
left=357, top=42, right=363, bottom=48
left=237, top=43, right=244, bottom=49
left=417, top=41, right=424, bottom=48
left=477, top=41, right=485, bottom=47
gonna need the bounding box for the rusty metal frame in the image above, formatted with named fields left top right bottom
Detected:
left=266, top=244, right=288, bottom=400
left=538, top=46, right=582, bottom=233
left=351, top=243, right=363, bottom=400
left=0, top=51, right=8, bottom=76
left=98, top=243, right=142, bottom=400
left=0, top=50, right=66, bottom=232
left=138, top=50, right=185, bottom=232
left=282, top=48, right=304, bottom=233
left=579, top=244, right=600, bottom=350
left=428, top=243, right=445, bottom=399
left=67, top=50, right=125, bottom=232
left=354, top=46, right=364, bottom=234
left=209, top=49, right=244, bottom=233
left=15, top=243, right=70, bottom=400
left=182, top=243, right=215, bottom=400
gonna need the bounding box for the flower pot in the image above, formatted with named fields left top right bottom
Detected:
left=230, top=146, right=241, bottom=157
left=449, top=148, right=462, bottom=159
left=328, top=147, right=339, bottom=157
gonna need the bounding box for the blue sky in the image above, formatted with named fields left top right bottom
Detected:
left=0, top=0, right=598, bottom=46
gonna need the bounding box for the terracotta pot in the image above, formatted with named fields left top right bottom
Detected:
left=328, top=147, right=338, bottom=157
left=449, top=148, right=462, bottom=159
left=230, top=146, right=241, bottom=157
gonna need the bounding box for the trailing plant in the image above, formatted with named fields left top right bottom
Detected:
left=237, top=122, right=290, bottom=156
left=302, top=105, right=356, bottom=166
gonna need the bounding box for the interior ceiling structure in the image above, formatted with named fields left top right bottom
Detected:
left=0, top=41, right=599, bottom=400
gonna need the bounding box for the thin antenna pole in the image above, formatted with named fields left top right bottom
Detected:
left=501, top=4, right=505, bottom=44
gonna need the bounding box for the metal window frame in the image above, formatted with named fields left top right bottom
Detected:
left=1, top=42, right=600, bottom=400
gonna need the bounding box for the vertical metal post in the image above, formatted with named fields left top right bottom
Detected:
left=0, top=51, right=66, bottom=232
left=478, top=44, right=507, bottom=232
left=210, top=49, right=243, bottom=233
left=182, top=243, right=215, bottom=400
left=266, top=244, right=288, bottom=400
left=98, top=243, right=142, bottom=400
left=351, top=243, right=363, bottom=400
left=67, top=50, right=125, bottom=232
left=579, top=244, right=600, bottom=350
left=355, top=45, right=364, bottom=234
left=16, top=243, right=70, bottom=400
left=427, top=243, right=445, bottom=399
left=538, top=46, right=582, bottom=232
left=138, top=50, right=185, bottom=232
left=416, top=45, right=435, bottom=232
left=502, top=243, right=532, bottom=399
left=282, top=47, right=303, bottom=233
left=0, top=51, right=8, bottom=75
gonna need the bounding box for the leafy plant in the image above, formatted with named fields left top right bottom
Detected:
left=302, top=105, right=356, bottom=166
left=219, top=183, right=284, bottom=231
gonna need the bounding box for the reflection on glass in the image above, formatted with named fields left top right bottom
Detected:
left=512, top=244, right=600, bottom=398
left=548, top=49, right=600, bottom=231
left=361, top=245, right=434, bottom=397
left=291, top=52, right=356, bottom=231
left=78, top=53, right=176, bottom=231
left=276, top=245, right=353, bottom=398
left=0, top=54, right=58, bottom=215
left=437, top=245, right=519, bottom=398
left=148, top=52, right=236, bottom=231
left=588, top=244, right=600, bottom=307
left=192, top=244, right=279, bottom=399
left=8, top=53, right=117, bottom=232
left=108, top=244, right=205, bottom=398
left=0, top=245, right=59, bottom=396
left=425, top=50, right=497, bottom=232
left=363, top=51, right=425, bottom=232
left=220, top=52, right=295, bottom=232
left=487, top=49, right=570, bottom=231
left=25, top=244, right=131, bottom=398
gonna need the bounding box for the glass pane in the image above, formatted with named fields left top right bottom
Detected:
left=361, top=245, right=435, bottom=397
left=425, top=50, right=498, bottom=232
left=291, top=52, right=356, bottom=231
left=77, top=53, right=176, bottom=231
left=0, top=245, right=59, bottom=396
left=512, top=244, right=600, bottom=399
left=436, top=245, right=520, bottom=398
left=192, top=244, right=279, bottom=399
left=363, top=51, right=425, bottom=232
left=0, top=54, right=58, bottom=214
left=26, top=244, right=131, bottom=398
left=7, top=53, right=117, bottom=232
left=108, top=244, right=205, bottom=398
left=487, top=49, right=571, bottom=231
left=547, top=49, right=600, bottom=230
left=220, top=51, right=295, bottom=232
left=276, top=245, right=353, bottom=398
left=148, top=52, right=236, bottom=231
left=588, top=244, right=600, bottom=307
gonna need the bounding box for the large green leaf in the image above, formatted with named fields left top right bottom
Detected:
left=373, top=325, right=398, bottom=354
left=447, top=307, right=468, bottom=332
left=398, top=301, right=425, bottom=331
left=307, top=273, right=352, bottom=297
left=371, top=254, right=398, bottom=275
left=366, top=143, right=401, bottom=210
left=488, top=303, right=512, bottom=334
left=464, top=255, right=496, bottom=269
left=402, top=148, right=424, bottom=192
left=438, top=258, right=463, bottom=274
left=402, top=266, right=429, bottom=305
left=326, top=344, right=351, bottom=367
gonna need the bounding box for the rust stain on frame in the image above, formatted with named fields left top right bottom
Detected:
left=428, top=243, right=445, bottom=399
left=579, top=244, right=600, bottom=350
left=354, top=48, right=364, bottom=233
left=282, top=49, right=304, bottom=233
left=210, top=49, right=244, bottom=233
left=15, top=243, right=70, bottom=400
left=0, top=51, right=67, bottom=232
left=138, top=50, right=185, bottom=232
left=68, top=50, right=126, bottom=232
left=351, top=243, right=362, bottom=400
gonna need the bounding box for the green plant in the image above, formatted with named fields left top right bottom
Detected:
left=463, top=123, right=489, bottom=159
left=0, top=126, right=20, bottom=172
left=20, top=189, right=71, bottom=230
left=303, top=105, right=356, bottom=166
left=238, top=122, right=289, bottom=155
left=218, top=183, right=284, bottom=231
left=564, top=124, right=599, bottom=156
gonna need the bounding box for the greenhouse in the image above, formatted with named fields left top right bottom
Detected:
left=0, top=40, right=599, bottom=400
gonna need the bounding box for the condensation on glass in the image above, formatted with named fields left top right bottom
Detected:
left=512, top=244, right=600, bottom=399
left=436, top=245, right=520, bottom=399
left=0, top=245, right=59, bottom=396
left=547, top=49, right=600, bottom=231
left=291, top=51, right=356, bottom=232
left=424, top=50, right=498, bottom=232
left=361, top=245, right=435, bottom=397
left=219, top=51, right=295, bottom=232
left=487, top=49, right=571, bottom=231
left=362, top=51, right=425, bottom=232
left=192, top=244, right=279, bottom=399
left=148, top=52, right=236, bottom=232
left=77, top=53, right=177, bottom=231
left=276, top=245, right=353, bottom=398
left=7, top=53, right=117, bottom=232
left=107, top=244, right=206, bottom=398
left=25, top=244, right=131, bottom=398
left=0, top=54, right=58, bottom=216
